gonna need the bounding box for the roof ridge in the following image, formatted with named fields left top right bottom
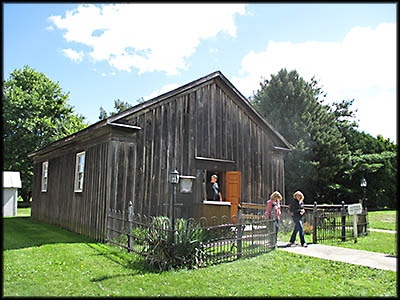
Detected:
left=108, top=70, right=223, bottom=123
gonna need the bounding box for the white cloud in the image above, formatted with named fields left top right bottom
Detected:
left=49, top=3, right=246, bottom=75
left=352, top=89, right=397, bottom=143
left=144, top=83, right=181, bottom=101
left=233, top=23, right=396, bottom=97
left=62, top=48, right=84, bottom=63
left=209, top=48, right=219, bottom=55
left=231, top=23, right=396, bottom=143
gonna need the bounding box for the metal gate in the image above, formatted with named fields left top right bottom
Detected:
left=312, top=202, right=368, bottom=243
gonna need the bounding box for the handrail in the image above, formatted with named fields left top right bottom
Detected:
left=281, top=204, right=313, bottom=211
left=241, top=202, right=266, bottom=210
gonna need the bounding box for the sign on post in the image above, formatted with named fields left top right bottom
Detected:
left=347, top=203, right=363, bottom=243
left=348, top=203, right=362, bottom=215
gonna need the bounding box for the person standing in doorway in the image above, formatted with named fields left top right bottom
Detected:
left=266, top=191, right=282, bottom=245
left=289, top=191, right=307, bottom=247
left=206, top=174, right=222, bottom=201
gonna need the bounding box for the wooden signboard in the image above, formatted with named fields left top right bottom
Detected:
left=348, top=203, right=362, bottom=215
left=347, top=203, right=363, bottom=243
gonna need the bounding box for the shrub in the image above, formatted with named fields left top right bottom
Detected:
left=143, top=216, right=207, bottom=271
left=131, top=226, right=148, bottom=245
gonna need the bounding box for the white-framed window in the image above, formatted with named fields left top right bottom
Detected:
left=41, top=161, right=49, bottom=192
left=74, top=152, right=85, bottom=192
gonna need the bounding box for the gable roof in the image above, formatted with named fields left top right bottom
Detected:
left=29, top=71, right=291, bottom=158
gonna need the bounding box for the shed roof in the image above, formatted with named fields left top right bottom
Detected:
left=29, top=71, right=292, bottom=158
left=3, top=171, right=22, bottom=188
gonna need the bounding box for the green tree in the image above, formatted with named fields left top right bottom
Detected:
left=251, top=68, right=397, bottom=208
left=3, top=65, right=88, bottom=203
left=251, top=69, right=353, bottom=203
left=99, top=98, right=138, bottom=120
left=341, top=129, right=397, bottom=209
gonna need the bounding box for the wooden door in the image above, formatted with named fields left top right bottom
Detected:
left=225, top=171, right=241, bottom=220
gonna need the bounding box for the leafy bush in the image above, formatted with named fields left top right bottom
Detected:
left=131, top=226, right=148, bottom=245
left=143, top=216, right=208, bottom=271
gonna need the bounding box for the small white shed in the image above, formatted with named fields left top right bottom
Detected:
left=3, top=171, right=22, bottom=217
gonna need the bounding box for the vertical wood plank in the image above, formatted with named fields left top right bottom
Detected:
left=148, top=109, right=156, bottom=217
left=136, top=114, right=146, bottom=216
left=205, top=85, right=210, bottom=157
left=188, top=91, right=196, bottom=173
left=153, top=106, right=162, bottom=216
left=161, top=105, right=168, bottom=216
left=212, top=83, right=218, bottom=158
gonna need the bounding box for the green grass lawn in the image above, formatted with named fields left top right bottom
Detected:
left=368, top=210, right=397, bottom=230
left=3, top=216, right=397, bottom=297
left=16, top=207, right=31, bottom=217
left=320, top=231, right=397, bottom=256
left=277, top=210, right=397, bottom=256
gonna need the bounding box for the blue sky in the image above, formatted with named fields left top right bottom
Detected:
left=3, top=3, right=397, bottom=143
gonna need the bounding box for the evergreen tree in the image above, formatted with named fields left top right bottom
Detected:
left=251, top=69, right=352, bottom=203
left=99, top=98, right=138, bottom=120
left=341, top=129, right=397, bottom=209
left=251, top=68, right=397, bottom=208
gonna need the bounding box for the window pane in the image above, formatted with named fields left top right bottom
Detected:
left=42, top=162, right=48, bottom=192
left=75, top=152, right=85, bottom=191
left=78, top=155, right=85, bottom=172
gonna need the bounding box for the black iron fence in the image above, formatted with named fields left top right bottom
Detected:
left=106, top=201, right=368, bottom=270
left=106, top=202, right=276, bottom=270
left=280, top=202, right=368, bottom=243
left=310, top=202, right=368, bottom=243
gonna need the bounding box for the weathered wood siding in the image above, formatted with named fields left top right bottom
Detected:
left=119, top=78, right=286, bottom=216
left=32, top=139, right=110, bottom=241
left=31, top=73, right=288, bottom=241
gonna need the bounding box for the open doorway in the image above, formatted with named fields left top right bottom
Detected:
left=204, top=170, right=224, bottom=201
left=201, top=170, right=241, bottom=219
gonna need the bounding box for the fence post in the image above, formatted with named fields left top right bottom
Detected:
left=237, top=204, right=242, bottom=259
left=312, top=202, right=317, bottom=244
left=353, top=213, right=358, bottom=243
left=341, top=201, right=346, bottom=242
left=128, top=201, right=133, bottom=252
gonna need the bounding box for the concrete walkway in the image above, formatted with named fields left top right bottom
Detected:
left=368, top=228, right=396, bottom=234
left=277, top=242, right=397, bottom=272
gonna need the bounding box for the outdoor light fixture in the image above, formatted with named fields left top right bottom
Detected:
left=360, top=176, right=367, bottom=210
left=169, top=169, right=180, bottom=247
left=360, top=177, right=367, bottom=188
left=169, top=169, right=180, bottom=184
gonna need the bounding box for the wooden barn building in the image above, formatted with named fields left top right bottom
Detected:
left=30, top=71, right=292, bottom=241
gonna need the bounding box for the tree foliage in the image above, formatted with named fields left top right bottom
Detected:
left=251, top=68, right=397, bottom=208
left=251, top=69, right=352, bottom=203
left=99, top=98, right=138, bottom=120
left=3, top=65, right=88, bottom=202
left=340, top=129, right=397, bottom=209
